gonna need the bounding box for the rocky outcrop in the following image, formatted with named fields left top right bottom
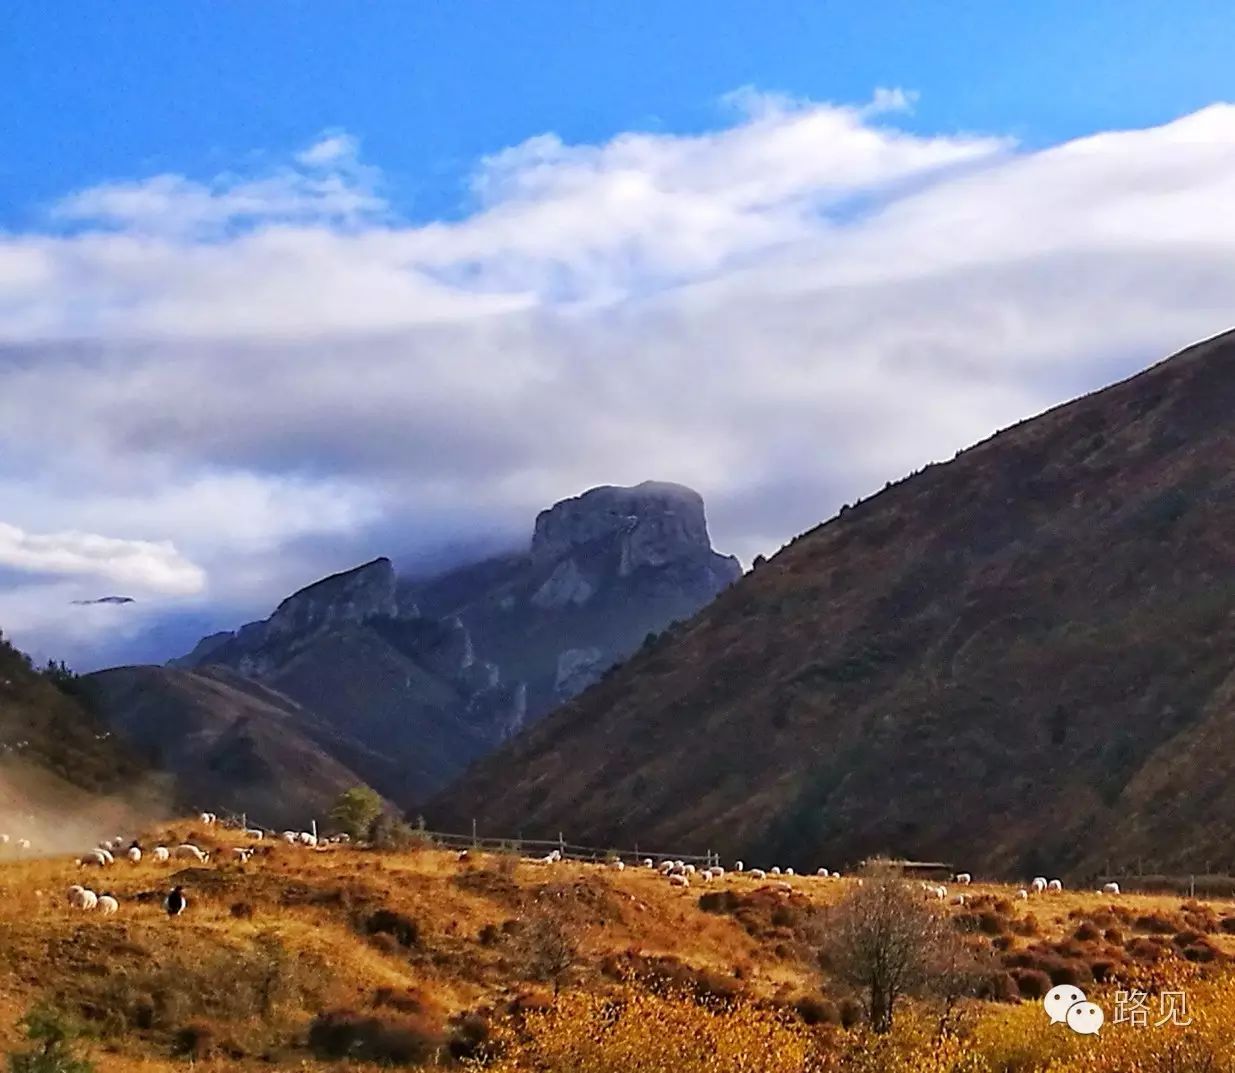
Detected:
left=163, top=481, right=739, bottom=806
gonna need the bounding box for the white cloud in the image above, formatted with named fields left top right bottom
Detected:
left=0, top=522, right=204, bottom=596
left=2, top=93, right=1235, bottom=665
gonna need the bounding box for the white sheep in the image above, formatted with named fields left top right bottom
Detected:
left=78, top=849, right=109, bottom=868
left=16, top=838, right=31, bottom=852
left=199, top=812, right=217, bottom=825
left=1047, top=879, right=1063, bottom=893
left=231, top=847, right=254, bottom=862
left=710, top=866, right=725, bottom=877
left=770, top=866, right=781, bottom=876
left=97, top=894, right=119, bottom=915
left=955, top=872, right=972, bottom=885
left=748, top=868, right=767, bottom=879
left=1031, top=876, right=1048, bottom=894
left=734, top=860, right=744, bottom=872
left=0, top=834, right=9, bottom=845
left=244, top=828, right=264, bottom=840
left=152, top=846, right=170, bottom=863
left=698, top=870, right=712, bottom=882
left=932, top=885, right=947, bottom=900
left=642, top=858, right=654, bottom=868
left=1102, top=882, right=1120, bottom=895
left=282, top=831, right=298, bottom=844
left=1016, top=889, right=1029, bottom=900
left=127, top=847, right=142, bottom=864
left=951, top=894, right=967, bottom=906
left=174, top=843, right=209, bottom=863
left=608, top=859, right=625, bottom=871
left=816, top=868, right=829, bottom=877
left=68, top=887, right=97, bottom=910
left=668, top=873, right=689, bottom=888
left=683, top=863, right=696, bottom=875
left=785, top=867, right=795, bottom=876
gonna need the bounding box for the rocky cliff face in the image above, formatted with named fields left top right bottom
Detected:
left=157, top=482, right=739, bottom=807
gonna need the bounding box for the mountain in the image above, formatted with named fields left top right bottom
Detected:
left=430, top=329, right=1235, bottom=879
left=158, top=481, right=740, bottom=807
left=78, top=665, right=388, bottom=827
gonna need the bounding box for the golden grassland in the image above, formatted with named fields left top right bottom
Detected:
left=2, top=822, right=1235, bottom=1071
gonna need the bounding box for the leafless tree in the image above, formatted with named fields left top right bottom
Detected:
left=818, top=866, right=991, bottom=1032
left=510, top=907, right=578, bottom=995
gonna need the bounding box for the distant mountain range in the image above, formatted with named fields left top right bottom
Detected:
left=430, top=330, right=1235, bottom=879
left=79, top=481, right=740, bottom=824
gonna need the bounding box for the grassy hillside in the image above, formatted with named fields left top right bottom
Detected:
left=0, top=634, right=162, bottom=851
left=3, top=825, right=1235, bottom=1070
left=431, top=329, right=1235, bottom=878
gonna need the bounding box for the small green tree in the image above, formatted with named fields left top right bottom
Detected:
left=330, top=785, right=383, bottom=840
left=7, top=1005, right=94, bottom=1073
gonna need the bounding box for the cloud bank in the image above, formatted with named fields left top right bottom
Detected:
left=2, top=90, right=1234, bottom=666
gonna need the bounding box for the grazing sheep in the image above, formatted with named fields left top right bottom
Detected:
left=608, top=859, right=625, bottom=871
left=282, top=831, right=298, bottom=844
left=770, top=866, right=781, bottom=876
left=642, top=858, right=654, bottom=868
left=734, top=860, right=744, bottom=872
left=748, top=868, right=767, bottom=880
left=951, top=894, right=967, bottom=906
left=199, top=812, right=217, bottom=826
left=152, top=846, right=170, bottom=863
left=79, top=850, right=109, bottom=868
left=97, top=894, right=119, bottom=916
left=127, top=847, right=142, bottom=864
left=231, top=847, right=254, bottom=862
left=456, top=850, right=471, bottom=863
left=683, top=864, right=696, bottom=875
left=817, top=868, right=829, bottom=877
left=1047, top=879, right=1063, bottom=893
left=1102, top=882, right=1121, bottom=895
left=668, top=873, right=690, bottom=888
left=955, top=873, right=972, bottom=885
left=71, top=888, right=98, bottom=910
left=785, top=867, right=795, bottom=876
left=0, top=834, right=9, bottom=845
left=244, top=828, right=264, bottom=840
left=710, top=866, right=725, bottom=877
left=16, top=838, right=30, bottom=852
left=1031, top=876, right=1048, bottom=894
left=931, top=886, right=947, bottom=900
left=174, top=844, right=208, bottom=863
left=698, top=870, right=711, bottom=882
left=1016, top=889, right=1029, bottom=900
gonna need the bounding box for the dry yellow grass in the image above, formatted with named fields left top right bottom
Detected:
left=1, top=824, right=1233, bottom=1070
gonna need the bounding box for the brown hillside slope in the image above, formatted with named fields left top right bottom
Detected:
left=431, top=328, right=1235, bottom=879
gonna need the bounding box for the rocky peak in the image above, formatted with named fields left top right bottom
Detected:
left=531, top=481, right=717, bottom=569
left=265, top=557, right=402, bottom=641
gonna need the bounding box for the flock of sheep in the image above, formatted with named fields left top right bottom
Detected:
left=61, top=811, right=331, bottom=918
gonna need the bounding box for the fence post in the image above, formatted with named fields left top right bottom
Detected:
left=311, top=819, right=317, bottom=842
left=559, top=831, right=565, bottom=857
left=472, top=818, right=478, bottom=848
left=1190, top=874, right=1196, bottom=899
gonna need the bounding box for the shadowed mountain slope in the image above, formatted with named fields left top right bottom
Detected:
left=430, top=329, right=1235, bottom=878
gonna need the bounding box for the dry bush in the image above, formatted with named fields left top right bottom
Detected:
left=361, top=907, right=420, bottom=948
left=307, top=1008, right=445, bottom=1065
left=506, top=908, right=578, bottom=994
left=1073, top=921, right=1102, bottom=942
left=1134, top=911, right=1185, bottom=934
left=1010, top=968, right=1051, bottom=999
left=72, top=931, right=326, bottom=1040
left=601, top=951, right=744, bottom=1005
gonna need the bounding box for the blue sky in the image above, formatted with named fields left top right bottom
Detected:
left=4, top=2, right=1234, bottom=229
left=2, top=4, right=1235, bottom=669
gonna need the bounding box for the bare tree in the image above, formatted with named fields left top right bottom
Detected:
left=510, top=907, right=578, bottom=995
left=818, top=866, right=989, bottom=1032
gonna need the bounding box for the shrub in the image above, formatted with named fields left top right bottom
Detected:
left=698, top=890, right=741, bottom=914
left=7, top=1006, right=94, bottom=1073
left=307, top=1009, right=444, bottom=1065
left=170, top=1024, right=214, bottom=1060
left=363, top=908, right=420, bottom=948
left=1010, top=969, right=1051, bottom=999
left=448, top=1013, right=495, bottom=1062
left=229, top=900, right=255, bottom=920
left=792, top=995, right=840, bottom=1025
left=1073, top=921, right=1102, bottom=942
